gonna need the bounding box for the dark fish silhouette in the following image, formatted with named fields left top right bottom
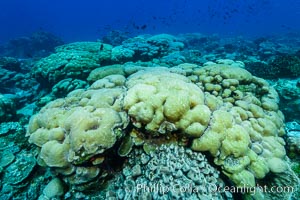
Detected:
left=99, top=44, right=104, bottom=51
left=140, top=24, right=147, bottom=30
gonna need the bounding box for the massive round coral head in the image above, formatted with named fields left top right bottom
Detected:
left=124, top=68, right=209, bottom=136
left=27, top=63, right=290, bottom=189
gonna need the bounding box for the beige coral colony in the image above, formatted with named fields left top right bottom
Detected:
left=26, top=39, right=299, bottom=200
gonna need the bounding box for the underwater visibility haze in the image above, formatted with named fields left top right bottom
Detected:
left=0, top=0, right=300, bottom=42
left=0, top=0, right=300, bottom=200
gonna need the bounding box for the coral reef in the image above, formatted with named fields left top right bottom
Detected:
left=105, top=145, right=232, bottom=199
left=0, top=56, right=21, bottom=71
left=32, top=34, right=185, bottom=88
left=2, top=151, right=36, bottom=185
left=0, top=57, right=21, bottom=93
left=32, top=42, right=113, bottom=87
left=38, top=178, right=65, bottom=199
left=27, top=63, right=299, bottom=198
left=2, top=31, right=300, bottom=199
left=285, top=121, right=300, bottom=159
left=188, top=63, right=288, bottom=187
left=0, top=94, right=16, bottom=122
left=0, top=31, right=63, bottom=58
left=0, top=121, right=42, bottom=200
left=273, top=78, right=300, bottom=122
left=111, top=34, right=184, bottom=63
left=27, top=85, right=129, bottom=189
left=270, top=55, right=300, bottom=78
left=251, top=166, right=300, bottom=200
left=102, top=30, right=130, bottom=46
left=51, top=78, right=88, bottom=98
left=247, top=55, right=300, bottom=79
left=124, top=68, right=210, bottom=137
left=0, top=56, right=39, bottom=107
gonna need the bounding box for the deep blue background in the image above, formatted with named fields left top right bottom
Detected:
left=0, top=0, right=300, bottom=44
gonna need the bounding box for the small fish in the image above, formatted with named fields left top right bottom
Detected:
left=100, top=44, right=104, bottom=51
left=140, top=24, right=147, bottom=30
left=26, top=53, right=33, bottom=58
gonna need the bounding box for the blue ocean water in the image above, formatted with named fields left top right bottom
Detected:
left=1, top=0, right=300, bottom=43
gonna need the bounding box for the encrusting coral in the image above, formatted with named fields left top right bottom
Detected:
left=32, top=42, right=113, bottom=87
left=32, top=35, right=185, bottom=88
left=0, top=94, right=16, bottom=122
left=27, top=62, right=299, bottom=197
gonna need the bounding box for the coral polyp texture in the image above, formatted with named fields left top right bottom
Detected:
left=27, top=62, right=299, bottom=197
left=124, top=68, right=210, bottom=137
left=31, top=34, right=186, bottom=88
left=32, top=42, right=113, bottom=87
left=27, top=87, right=129, bottom=188
left=106, top=145, right=232, bottom=199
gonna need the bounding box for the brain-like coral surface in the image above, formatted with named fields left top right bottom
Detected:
left=27, top=86, right=129, bottom=188
left=27, top=63, right=298, bottom=194
left=124, top=68, right=210, bottom=138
